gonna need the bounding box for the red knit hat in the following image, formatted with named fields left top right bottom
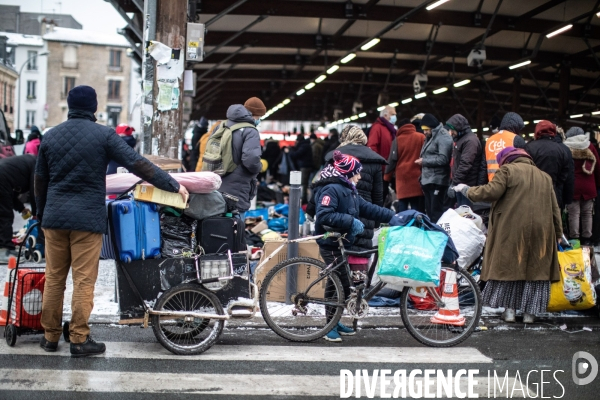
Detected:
left=116, top=124, right=135, bottom=136
left=534, top=120, right=556, bottom=140
left=332, top=150, right=362, bottom=178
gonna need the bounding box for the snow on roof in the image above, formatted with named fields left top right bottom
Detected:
left=43, top=27, right=129, bottom=48
left=0, top=32, right=44, bottom=47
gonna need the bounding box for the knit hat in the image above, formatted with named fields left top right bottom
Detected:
left=420, top=113, right=439, bottom=130
left=116, top=123, right=135, bottom=136
left=339, top=125, right=367, bottom=146
left=534, top=120, right=556, bottom=140
left=244, top=97, right=266, bottom=117
left=332, top=150, right=362, bottom=178
left=566, top=126, right=585, bottom=138
left=67, top=85, right=98, bottom=113
left=499, top=112, right=524, bottom=134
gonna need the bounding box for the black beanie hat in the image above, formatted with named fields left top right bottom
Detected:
left=420, top=113, right=439, bottom=130
left=67, top=85, right=98, bottom=113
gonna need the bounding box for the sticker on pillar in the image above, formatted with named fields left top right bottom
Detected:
left=171, top=87, right=180, bottom=109
left=157, top=82, right=174, bottom=111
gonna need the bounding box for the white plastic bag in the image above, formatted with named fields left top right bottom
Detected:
left=437, top=208, right=486, bottom=269
left=455, top=205, right=487, bottom=234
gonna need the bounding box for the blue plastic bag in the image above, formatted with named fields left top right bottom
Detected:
left=268, top=217, right=288, bottom=232
left=377, top=223, right=447, bottom=287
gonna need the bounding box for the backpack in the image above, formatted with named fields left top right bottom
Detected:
left=201, top=121, right=255, bottom=175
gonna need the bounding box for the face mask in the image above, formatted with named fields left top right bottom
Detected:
left=254, top=119, right=261, bottom=127
left=390, top=115, right=397, bottom=125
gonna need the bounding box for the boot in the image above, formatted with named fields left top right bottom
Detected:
left=70, top=336, right=106, bottom=358
left=523, top=313, right=535, bottom=324
left=502, top=308, right=515, bottom=323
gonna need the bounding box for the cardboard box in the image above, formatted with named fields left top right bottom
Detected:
left=145, top=155, right=182, bottom=172
left=254, top=240, right=326, bottom=302
left=134, top=184, right=188, bottom=209
left=250, top=220, right=268, bottom=235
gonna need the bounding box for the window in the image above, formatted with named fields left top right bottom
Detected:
left=63, top=45, right=78, bottom=68
left=26, top=111, right=36, bottom=128
left=109, top=50, right=121, bottom=67
left=63, top=77, right=76, bottom=98
left=26, top=81, right=36, bottom=99
left=108, top=80, right=121, bottom=101
left=27, top=51, right=37, bottom=70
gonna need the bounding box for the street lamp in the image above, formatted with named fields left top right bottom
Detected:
left=16, top=51, right=49, bottom=130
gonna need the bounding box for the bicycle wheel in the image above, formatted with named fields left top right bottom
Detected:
left=151, top=283, right=224, bottom=355
left=400, top=266, right=482, bottom=347
left=259, top=257, right=345, bottom=342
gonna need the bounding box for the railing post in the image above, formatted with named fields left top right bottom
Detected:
left=286, top=171, right=302, bottom=303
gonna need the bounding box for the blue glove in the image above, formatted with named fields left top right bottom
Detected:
left=351, top=218, right=364, bottom=236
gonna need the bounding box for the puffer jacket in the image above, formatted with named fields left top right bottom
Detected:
left=35, top=109, right=179, bottom=234
left=313, top=177, right=394, bottom=251
left=289, top=138, right=313, bottom=169
left=420, top=124, right=453, bottom=186
left=321, top=144, right=386, bottom=251
left=219, top=105, right=262, bottom=212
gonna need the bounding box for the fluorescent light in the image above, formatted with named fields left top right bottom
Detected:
left=343, top=118, right=351, bottom=123
left=358, top=112, right=367, bottom=118
left=433, top=87, right=448, bottom=94
left=272, top=106, right=279, bottom=111
left=472, top=128, right=478, bottom=133
left=415, top=92, right=427, bottom=99
left=533, top=119, right=541, bottom=123
left=401, top=98, right=413, bottom=104
left=277, top=103, right=284, bottom=108
left=454, top=79, right=471, bottom=87
left=529, top=133, right=534, bottom=137
left=296, top=89, right=306, bottom=96
left=571, top=114, right=584, bottom=119
left=318, top=126, right=324, bottom=130
left=546, top=24, right=573, bottom=38
left=282, top=99, right=291, bottom=105
left=377, top=106, right=385, bottom=111
left=350, top=115, right=358, bottom=121
left=327, top=65, right=339, bottom=74
left=482, top=127, right=489, bottom=132
left=361, top=38, right=380, bottom=51
left=509, top=60, right=531, bottom=70
left=305, top=82, right=316, bottom=90
left=524, top=121, right=530, bottom=125
left=388, top=102, right=399, bottom=107
left=341, top=53, right=356, bottom=64
left=426, top=0, right=450, bottom=11
left=315, top=75, right=327, bottom=83
left=597, top=11, right=600, bottom=17
left=337, top=120, right=344, bottom=124
left=592, top=110, right=600, bottom=115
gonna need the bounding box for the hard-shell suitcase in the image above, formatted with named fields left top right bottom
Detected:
left=198, top=216, right=245, bottom=254
left=101, top=201, right=117, bottom=260
left=110, top=199, right=161, bottom=262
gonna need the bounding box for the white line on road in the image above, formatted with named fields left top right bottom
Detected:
left=0, top=340, right=493, bottom=363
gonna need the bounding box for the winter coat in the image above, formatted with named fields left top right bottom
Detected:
left=219, top=105, right=263, bottom=212
left=320, top=144, right=386, bottom=251
left=106, top=135, right=137, bottom=175
left=367, top=117, right=396, bottom=170
left=189, top=122, right=208, bottom=171
left=420, top=124, right=453, bottom=186
left=262, top=140, right=281, bottom=175
left=570, top=144, right=600, bottom=201
left=322, top=134, right=340, bottom=164
left=384, top=124, right=424, bottom=199
left=451, top=131, right=483, bottom=187
left=313, top=177, right=394, bottom=251
left=466, top=157, right=562, bottom=282
left=289, top=139, right=313, bottom=170
left=0, top=154, right=37, bottom=215
left=35, top=109, right=179, bottom=234
left=311, top=138, right=325, bottom=170
left=24, top=138, right=41, bottom=156
left=524, top=137, right=574, bottom=208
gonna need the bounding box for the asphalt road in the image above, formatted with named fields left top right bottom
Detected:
left=0, top=323, right=598, bottom=399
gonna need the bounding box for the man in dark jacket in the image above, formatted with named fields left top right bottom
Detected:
left=262, top=137, right=281, bottom=178
left=525, top=120, right=574, bottom=209
left=287, top=134, right=313, bottom=204
left=446, top=114, right=483, bottom=207
left=35, top=85, right=186, bottom=357
left=309, top=133, right=325, bottom=171
left=219, top=98, right=264, bottom=214
left=188, top=117, right=208, bottom=172
left=0, top=154, right=37, bottom=263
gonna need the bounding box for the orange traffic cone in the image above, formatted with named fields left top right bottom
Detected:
left=0, top=256, right=17, bottom=326
left=430, top=269, right=466, bottom=326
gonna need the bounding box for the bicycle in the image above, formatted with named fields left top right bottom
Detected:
left=258, top=223, right=482, bottom=347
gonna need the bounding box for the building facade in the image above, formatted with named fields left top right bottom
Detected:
left=0, top=5, right=82, bottom=35
left=0, top=60, right=17, bottom=134
left=44, top=27, right=131, bottom=128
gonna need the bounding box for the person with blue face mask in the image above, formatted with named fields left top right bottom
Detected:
left=367, top=105, right=398, bottom=181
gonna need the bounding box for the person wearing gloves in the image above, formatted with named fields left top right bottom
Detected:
left=313, top=150, right=395, bottom=342
left=416, top=113, right=453, bottom=223
left=453, top=147, right=563, bottom=324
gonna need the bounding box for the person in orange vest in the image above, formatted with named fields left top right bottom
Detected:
left=484, top=112, right=527, bottom=182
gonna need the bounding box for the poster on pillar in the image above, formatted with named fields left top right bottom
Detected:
left=149, top=40, right=184, bottom=112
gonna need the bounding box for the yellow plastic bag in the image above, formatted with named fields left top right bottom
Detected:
left=547, top=248, right=596, bottom=312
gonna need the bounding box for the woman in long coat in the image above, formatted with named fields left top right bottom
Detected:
left=455, top=147, right=563, bottom=324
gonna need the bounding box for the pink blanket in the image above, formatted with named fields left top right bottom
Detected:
left=106, top=172, right=221, bottom=194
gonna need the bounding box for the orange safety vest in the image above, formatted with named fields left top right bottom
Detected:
left=485, top=130, right=516, bottom=181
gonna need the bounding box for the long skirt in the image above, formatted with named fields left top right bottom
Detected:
left=482, top=280, right=550, bottom=315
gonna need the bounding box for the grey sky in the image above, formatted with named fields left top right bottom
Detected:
left=1, top=0, right=127, bottom=35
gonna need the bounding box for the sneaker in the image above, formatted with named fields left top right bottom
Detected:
left=502, top=308, right=515, bottom=323
left=40, top=337, right=58, bottom=352
left=523, top=313, right=535, bottom=324
left=323, top=327, right=342, bottom=342
left=70, top=336, right=106, bottom=358
left=336, top=322, right=356, bottom=336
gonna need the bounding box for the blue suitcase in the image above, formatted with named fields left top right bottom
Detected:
left=109, top=199, right=161, bottom=263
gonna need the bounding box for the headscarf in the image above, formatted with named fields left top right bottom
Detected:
left=339, top=125, right=367, bottom=146
left=496, top=146, right=532, bottom=167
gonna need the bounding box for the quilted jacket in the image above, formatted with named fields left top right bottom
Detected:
left=35, top=110, right=180, bottom=234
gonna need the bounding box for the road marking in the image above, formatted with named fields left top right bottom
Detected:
left=0, top=368, right=525, bottom=397
left=0, top=340, right=492, bottom=363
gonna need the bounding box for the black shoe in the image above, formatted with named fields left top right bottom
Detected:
left=70, top=336, right=106, bottom=358
left=40, top=337, right=58, bottom=352
left=581, top=238, right=593, bottom=247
